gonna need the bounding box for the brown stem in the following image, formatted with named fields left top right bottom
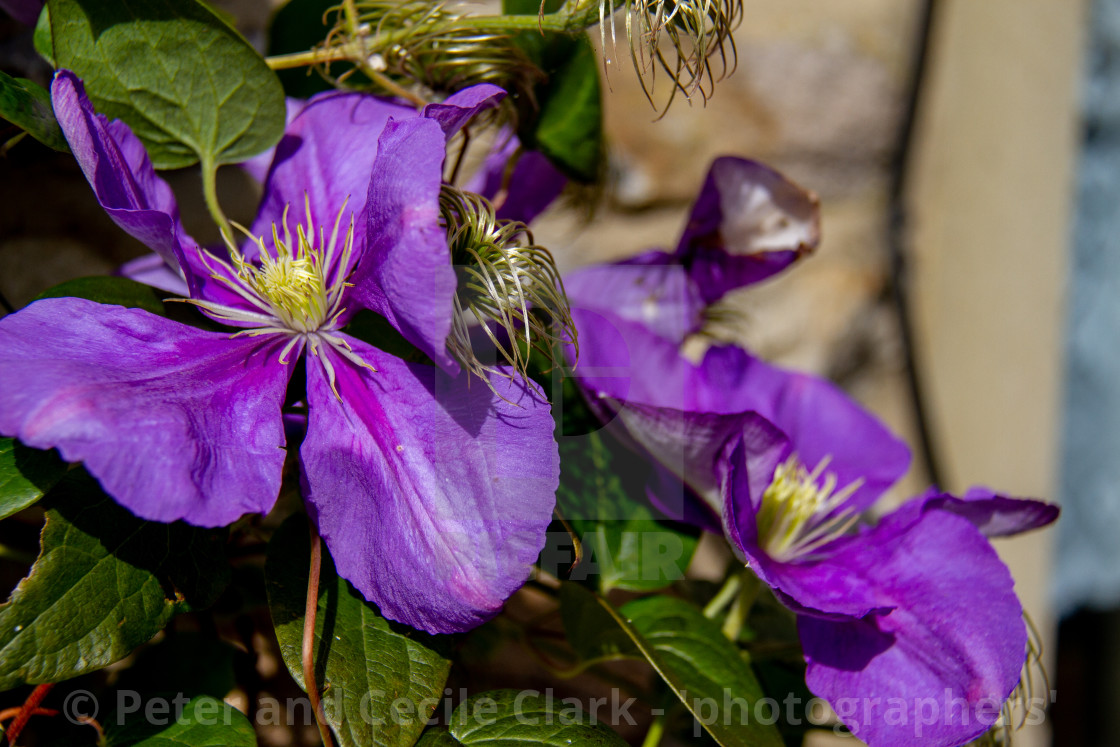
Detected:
left=5, top=684, right=54, bottom=745
left=303, top=526, right=333, bottom=747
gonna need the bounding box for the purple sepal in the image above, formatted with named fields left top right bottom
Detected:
left=887, top=485, right=1059, bottom=540
left=421, top=84, right=506, bottom=138
left=570, top=306, right=909, bottom=516
left=0, top=298, right=291, bottom=527
left=676, top=157, right=820, bottom=304
left=300, top=334, right=558, bottom=633
left=50, top=71, right=198, bottom=296
left=465, top=130, right=567, bottom=225
left=348, top=117, right=459, bottom=372
left=799, top=509, right=1026, bottom=747
left=118, top=253, right=190, bottom=296
left=252, top=91, right=416, bottom=243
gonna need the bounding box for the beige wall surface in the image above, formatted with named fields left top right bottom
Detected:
left=910, top=0, right=1086, bottom=744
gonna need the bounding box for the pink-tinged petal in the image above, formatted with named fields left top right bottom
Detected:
left=0, top=298, right=291, bottom=526
left=676, top=157, right=820, bottom=303
left=567, top=253, right=704, bottom=343
left=571, top=307, right=909, bottom=514
left=464, top=130, right=567, bottom=225
left=253, top=91, right=416, bottom=237
left=799, top=510, right=1026, bottom=747
left=118, top=253, right=190, bottom=296
left=301, top=335, right=558, bottom=633
left=891, top=486, right=1059, bottom=540
left=421, top=84, right=506, bottom=138
left=715, top=351, right=911, bottom=514
left=929, top=487, right=1059, bottom=538
left=51, top=71, right=199, bottom=295
left=241, top=97, right=305, bottom=184
left=347, top=117, right=458, bottom=371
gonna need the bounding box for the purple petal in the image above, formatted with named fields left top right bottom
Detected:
left=644, top=466, right=722, bottom=533
left=464, top=130, right=567, bottom=225
left=421, top=84, right=506, bottom=138
left=610, top=402, right=778, bottom=515
left=571, top=308, right=909, bottom=514
left=253, top=91, right=416, bottom=238
left=897, top=486, right=1059, bottom=539
left=676, top=157, right=820, bottom=304
left=799, top=510, right=1026, bottom=747
left=0, top=298, right=290, bottom=526
left=347, top=117, right=458, bottom=371
left=240, top=97, right=305, bottom=184
left=300, top=335, right=558, bottom=633
left=715, top=351, right=911, bottom=514
left=118, top=253, right=190, bottom=296
left=51, top=71, right=198, bottom=295
left=567, top=253, right=705, bottom=343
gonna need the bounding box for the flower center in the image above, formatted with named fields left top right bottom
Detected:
left=186, top=197, right=375, bottom=394
left=191, top=198, right=355, bottom=337
left=755, top=456, right=862, bottom=562
left=242, top=221, right=335, bottom=334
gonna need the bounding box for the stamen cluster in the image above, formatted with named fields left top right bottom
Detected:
left=439, top=185, right=577, bottom=385
left=755, top=456, right=862, bottom=562
left=188, top=197, right=374, bottom=390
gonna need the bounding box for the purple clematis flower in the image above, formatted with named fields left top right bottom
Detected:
left=719, top=421, right=1057, bottom=747
left=562, top=156, right=1059, bottom=744
left=561, top=157, right=908, bottom=528
left=0, top=71, right=559, bottom=634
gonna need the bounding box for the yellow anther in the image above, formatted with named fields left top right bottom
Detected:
left=755, top=456, right=863, bottom=562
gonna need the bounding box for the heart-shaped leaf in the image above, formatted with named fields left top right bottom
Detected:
left=560, top=584, right=784, bottom=747
left=0, top=70, right=70, bottom=151
left=0, top=437, right=65, bottom=520
left=47, top=0, right=286, bottom=170
left=416, top=690, right=627, bottom=745
left=0, top=472, right=230, bottom=690
left=266, top=514, right=452, bottom=747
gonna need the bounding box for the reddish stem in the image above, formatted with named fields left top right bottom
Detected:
left=5, top=683, right=54, bottom=745
left=304, top=525, right=333, bottom=747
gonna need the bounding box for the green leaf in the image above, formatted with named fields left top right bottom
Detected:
left=34, top=6, right=56, bottom=66
left=107, top=695, right=255, bottom=747
left=35, top=276, right=171, bottom=317
left=47, top=0, right=286, bottom=170
left=265, top=515, right=452, bottom=747
left=0, top=473, right=230, bottom=690
left=508, top=26, right=603, bottom=183
left=416, top=690, right=627, bottom=746
left=560, top=585, right=784, bottom=747
left=0, top=437, right=65, bottom=521
left=34, top=276, right=221, bottom=330
left=0, top=71, right=70, bottom=152
left=556, top=430, right=698, bottom=593
left=529, top=35, right=602, bottom=182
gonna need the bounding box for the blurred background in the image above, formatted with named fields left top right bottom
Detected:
left=0, top=0, right=1108, bottom=744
